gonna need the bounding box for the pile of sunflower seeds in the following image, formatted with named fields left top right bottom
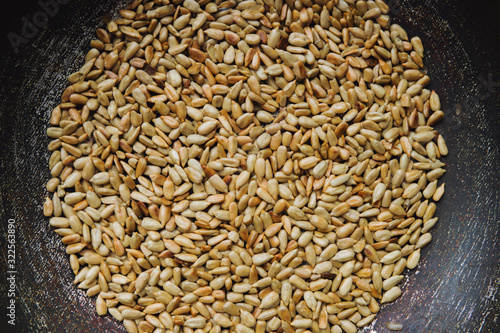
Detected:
left=44, top=0, right=448, bottom=332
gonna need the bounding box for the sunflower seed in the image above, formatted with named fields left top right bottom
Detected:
left=45, top=1, right=449, bottom=332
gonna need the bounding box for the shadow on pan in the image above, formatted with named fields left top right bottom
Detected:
left=0, top=0, right=498, bottom=332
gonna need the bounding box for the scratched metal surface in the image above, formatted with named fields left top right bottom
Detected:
left=0, top=0, right=498, bottom=332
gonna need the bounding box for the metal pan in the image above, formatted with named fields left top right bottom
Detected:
left=0, top=0, right=498, bottom=332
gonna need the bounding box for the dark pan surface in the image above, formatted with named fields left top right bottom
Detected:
left=0, top=0, right=498, bottom=332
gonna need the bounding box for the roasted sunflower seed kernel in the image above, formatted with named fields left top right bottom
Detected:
left=45, top=0, right=448, bottom=332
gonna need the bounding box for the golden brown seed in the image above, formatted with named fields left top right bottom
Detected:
left=45, top=2, right=449, bottom=332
